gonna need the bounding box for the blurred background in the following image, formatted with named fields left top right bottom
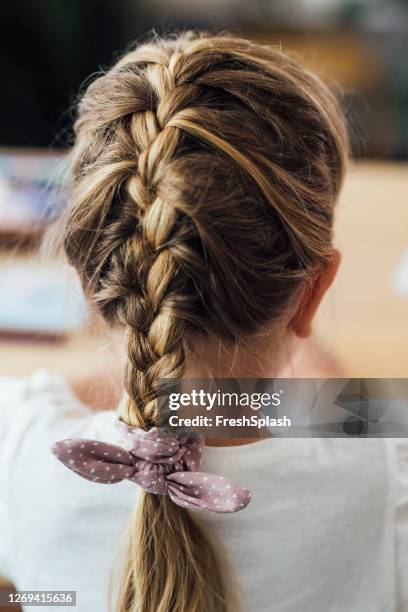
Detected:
left=2, top=0, right=408, bottom=157
left=0, top=0, right=407, bottom=397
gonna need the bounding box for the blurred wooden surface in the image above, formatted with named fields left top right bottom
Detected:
left=316, top=161, right=408, bottom=377
left=0, top=161, right=406, bottom=379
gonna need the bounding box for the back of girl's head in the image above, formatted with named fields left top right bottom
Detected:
left=62, top=31, right=348, bottom=612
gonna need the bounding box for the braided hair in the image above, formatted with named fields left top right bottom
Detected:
left=62, top=32, right=348, bottom=612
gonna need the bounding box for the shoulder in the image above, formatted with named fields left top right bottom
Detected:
left=0, top=368, right=84, bottom=407
left=0, top=370, right=90, bottom=447
left=0, top=370, right=89, bottom=579
left=0, top=371, right=134, bottom=588
left=0, top=368, right=123, bottom=505
left=0, top=370, right=100, bottom=486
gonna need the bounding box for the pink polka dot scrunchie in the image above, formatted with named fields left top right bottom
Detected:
left=51, top=419, right=252, bottom=513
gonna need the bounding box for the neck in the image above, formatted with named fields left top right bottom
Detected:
left=117, top=328, right=292, bottom=446
left=184, top=329, right=287, bottom=379
left=184, top=331, right=287, bottom=446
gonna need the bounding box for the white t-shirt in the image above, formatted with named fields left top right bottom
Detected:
left=1, top=370, right=408, bottom=612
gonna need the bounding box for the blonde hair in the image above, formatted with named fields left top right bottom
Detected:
left=61, top=31, right=348, bottom=612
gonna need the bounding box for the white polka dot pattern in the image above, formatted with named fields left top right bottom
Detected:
left=51, top=421, right=252, bottom=514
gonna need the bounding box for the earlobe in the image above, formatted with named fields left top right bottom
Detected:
left=290, top=278, right=316, bottom=338
left=293, top=318, right=313, bottom=339
left=290, top=250, right=341, bottom=339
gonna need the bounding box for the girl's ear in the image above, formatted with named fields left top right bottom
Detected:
left=290, top=249, right=341, bottom=338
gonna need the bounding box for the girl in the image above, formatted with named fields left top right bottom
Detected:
left=1, top=32, right=407, bottom=612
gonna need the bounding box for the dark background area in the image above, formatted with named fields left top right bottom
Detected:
left=1, top=1, right=146, bottom=148
left=1, top=0, right=408, bottom=157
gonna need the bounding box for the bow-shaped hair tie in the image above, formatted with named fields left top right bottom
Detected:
left=51, top=419, right=251, bottom=514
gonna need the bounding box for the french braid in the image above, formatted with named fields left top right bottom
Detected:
left=61, top=31, right=348, bottom=611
